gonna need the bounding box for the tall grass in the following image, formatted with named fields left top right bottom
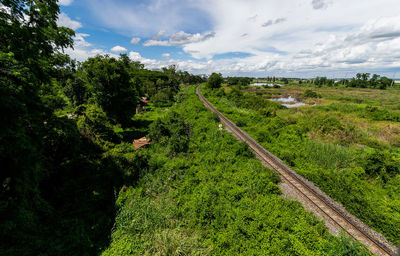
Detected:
left=303, top=140, right=354, bottom=170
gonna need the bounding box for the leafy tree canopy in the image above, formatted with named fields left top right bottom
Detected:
left=207, top=72, right=223, bottom=89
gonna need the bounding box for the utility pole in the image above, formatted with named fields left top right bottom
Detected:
left=391, top=72, right=396, bottom=87
left=343, top=72, right=348, bottom=86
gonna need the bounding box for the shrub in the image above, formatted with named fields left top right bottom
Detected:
left=149, top=111, right=190, bottom=156
left=364, top=150, right=399, bottom=178
left=302, top=89, right=321, bottom=98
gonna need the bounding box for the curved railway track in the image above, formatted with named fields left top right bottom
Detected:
left=196, top=85, right=397, bottom=256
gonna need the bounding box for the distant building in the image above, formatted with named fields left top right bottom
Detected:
left=133, top=137, right=151, bottom=150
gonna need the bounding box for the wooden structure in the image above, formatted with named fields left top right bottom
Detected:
left=133, top=137, right=151, bottom=150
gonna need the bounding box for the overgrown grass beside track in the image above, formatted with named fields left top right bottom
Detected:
left=203, top=84, right=400, bottom=245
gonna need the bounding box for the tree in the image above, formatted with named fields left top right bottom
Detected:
left=378, top=76, right=392, bottom=89
left=0, top=0, right=74, bottom=84
left=207, top=72, right=223, bottom=89
left=0, top=2, right=121, bottom=255
left=83, top=55, right=140, bottom=125
left=64, top=71, right=89, bottom=106
left=0, top=1, right=75, bottom=215
left=226, top=77, right=252, bottom=86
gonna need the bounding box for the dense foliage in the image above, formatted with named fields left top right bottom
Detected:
left=0, top=1, right=187, bottom=254
left=0, top=1, right=120, bottom=255
left=203, top=84, right=400, bottom=245
left=207, top=72, right=223, bottom=89
left=149, top=111, right=190, bottom=156
left=226, top=76, right=253, bottom=86
left=347, top=73, right=393, bottom=89
left=311, top=73, right=393, bottom=89
left=276, top=73, right=394, bottom=89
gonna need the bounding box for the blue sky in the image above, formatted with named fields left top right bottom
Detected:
left=58, top=0, right=400, bottom=78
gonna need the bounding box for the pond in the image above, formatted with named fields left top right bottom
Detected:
left=271, top=96, right=307, bottom=108
left=282, top=102, right=306, bottom=108
left=250, top=83, right=284, bottom=87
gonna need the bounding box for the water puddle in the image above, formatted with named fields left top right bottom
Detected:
left=282, top=102, right=306, bottom=108
left=272, top=96, right=296, bottom=103
left=271, top=96, right=307, bottom=108
left=250, top=83, right=284, bottom=87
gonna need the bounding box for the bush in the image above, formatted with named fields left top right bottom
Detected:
left=363, top=105, right=400, bottom=122
left=302, top=89, right=321, bottom=98
left=215, top=88, right=225, bottom=97
left=149, top=111, right=190, bottom=156
left=364, top=150, right=399, bottom=178
left=152, top=88, right=173, bottom=107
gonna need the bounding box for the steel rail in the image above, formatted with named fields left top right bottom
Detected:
left=196, top=85, right=396, bottom=256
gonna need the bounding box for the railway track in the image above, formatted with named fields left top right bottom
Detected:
left=196, top=85, right=397, bottom=256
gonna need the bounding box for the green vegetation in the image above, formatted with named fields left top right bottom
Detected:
left=207, top=72, right=223, bottom=89
left=0, top=1, right=380, bottom=254
left=272, top=73, right=395, bottom=90
left=226, top=76, right=253, bottom=86
left=0, top=2, right=197, bottom=254
left=102, top=85, right=370, bottom=255
left=302, top=89, right=321, bottom=98
left=203, top=84, right=400, bottom=244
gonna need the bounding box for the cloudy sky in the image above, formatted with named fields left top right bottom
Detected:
left=58, top=0, right=400, bottom=77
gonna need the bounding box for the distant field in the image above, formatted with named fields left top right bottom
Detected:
left=204, top=84, right=400, bottom=245
left=246, top=85, right=400, bottom=108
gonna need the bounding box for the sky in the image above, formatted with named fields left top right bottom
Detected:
left=57, top=0, right=400, bottom=78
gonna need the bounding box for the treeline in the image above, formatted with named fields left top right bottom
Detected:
left=65, top=55, right=181, bottom=127
left=347, top=73, right=393, bottom=89
left=163, top=65, right=206, bottom=85
left=311, top=73, right=393, bottom=89
left=0, top=1, right=200, bottom=255
left=226, top=76, right=252, bottom=86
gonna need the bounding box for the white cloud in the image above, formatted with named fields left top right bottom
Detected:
left=65, top=0, right=400, bottom=76
left=179, top=0, right=400, bottom=75
left=84, top=0, right=209, bottom=36
left=311, top=0, right=329, bottom=10
left=73, top=33, right=92, bottom=48
left=130, top=37, right=141, bottom=44
left=152, top=30, right=166, bottom=40
left=143, top=31, right=215, bottom=46
left=57, top=12, right=82, bottom=30
left=161, top=53, right=170, bottom=57
left=261, top=18, right=286, bottom=27
left=129, top=51, right=142, bottom=61
left=111, top=45, right=128, bottom=53
left=63, top=33, right=118, bottom=61
left=58, top=0, right=73, bottom=6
